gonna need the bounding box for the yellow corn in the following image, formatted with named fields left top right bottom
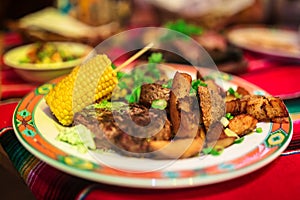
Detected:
left=45, top=54, right=118, bottom=126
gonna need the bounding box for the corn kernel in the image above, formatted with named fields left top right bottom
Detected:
left=45, top=54, right=118, bottom=126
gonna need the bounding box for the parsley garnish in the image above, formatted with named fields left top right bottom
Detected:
left=148, top=52, right=164, bottom=64
left=165, top=19, right=203, bottom=36
left=234, top=137, right=245, bottom=144
left=202, top=147, right=223, bottom=156
left=190, top=79, right=207, bottom=94
left=151, top=99, right=168, bottom=110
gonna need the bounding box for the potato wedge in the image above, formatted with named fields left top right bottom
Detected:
left=149, top=137, right=205, bottom=159
left=207, top=137, right=236, bottom=149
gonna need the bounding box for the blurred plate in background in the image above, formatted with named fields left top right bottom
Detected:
left=227, top=25, right=300, bottom=62
left=3, top=42, right=93, bottom=83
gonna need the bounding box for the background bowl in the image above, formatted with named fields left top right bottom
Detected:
left=3, top=42, right=94, bottom=83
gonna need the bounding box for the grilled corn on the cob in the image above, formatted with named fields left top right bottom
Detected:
left=45, top=54, right=118, bottom=126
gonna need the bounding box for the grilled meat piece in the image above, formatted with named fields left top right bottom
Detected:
left=168, top=72, right=205, bottom=140
left=73, top=103, right=172, bottom=157
left=205, top=79, right=226, bottom=97
left=205, top=121, right=224, bottom=143
left=139, top=83, right=170, bottom=107
left=198, top=84, right=226, bottom=133
left=175, top=96, right=202, bottom=138
left=169, top=72, right=204, bottom=139
left=226, top=95, right=248, bottom=113
left=228, top=114, right=258, bottom=136
left=226, top=95, right=289, bottom=123
left=169, top=72, right=193, bottom=135
left=171, top=72, right=192, bottom=98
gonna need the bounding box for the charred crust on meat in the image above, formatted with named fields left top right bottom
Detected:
left=226, top=95, right=289, bottom=122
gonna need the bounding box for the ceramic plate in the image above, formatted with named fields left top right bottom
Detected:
left=4, top=42, right=93, bottom=69
left=13, top=65, right=293, bottom=188
left=227, top=26, right=300, bottom=61
left=3, top=42, right=93, bottom=83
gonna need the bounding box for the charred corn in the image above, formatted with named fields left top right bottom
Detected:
left=45, top=54, right=118, bottom=126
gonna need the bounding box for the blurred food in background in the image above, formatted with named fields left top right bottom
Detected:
left=20, top=42, right=83, bottom=64
left=3, top=41, right=93, bottom=83
left=14, top=7, right=123, bottom=45
left=3, top=0, right=132, bottom=46
left=140, top=19, right=247, bottom=74
left=226, top=25, right=300, bottom=62
left=70, top=0, right=132, bottom=27
left=144, top=0, right=263, bottom=30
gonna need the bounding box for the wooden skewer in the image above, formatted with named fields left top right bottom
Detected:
left=114, top=42, right=154, bottom=72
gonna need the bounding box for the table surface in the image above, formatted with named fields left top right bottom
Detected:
left=1, top=31, right=300, bottom=200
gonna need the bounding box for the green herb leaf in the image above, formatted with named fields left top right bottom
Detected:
left=192, top=79, right=207, bottom=89
left=151, top=99, right=167, bottom=110
left=19, top=57, right=31, bottom=63
left=126, top=86, right=141, bottom=104
left=190, top=79, right=207, bottom=94
left=95, top=100, right=111, bottom=109
left=202, top=147, right=223, bottom=156
left=234, top=137, right=245, bottom=144
left=148, top=52, right=164, bottom=64
left=228, top=87, right=235, bottom=95
left=162, top=79, right=173, bottom=89
left=164, top=19, right=203, bottom=36
left=111, top=63, right=117, bottom=69
left=117, top=81, right=128, bottom=90
left=226, top=113, right=234, bottom=120
left=256, top=127, right=263, bottom=133
left=95, top=100, right=127, bottom=111
left=111, top=63, right=126, bottom=79
left=202, top=147, right=213, bottom=155
left=227, top=87, right=241, bottom=98
left=234, top=91, right=241, bottom=98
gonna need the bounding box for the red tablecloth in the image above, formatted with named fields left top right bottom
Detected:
left=241, top=52, right=300, bottom=99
